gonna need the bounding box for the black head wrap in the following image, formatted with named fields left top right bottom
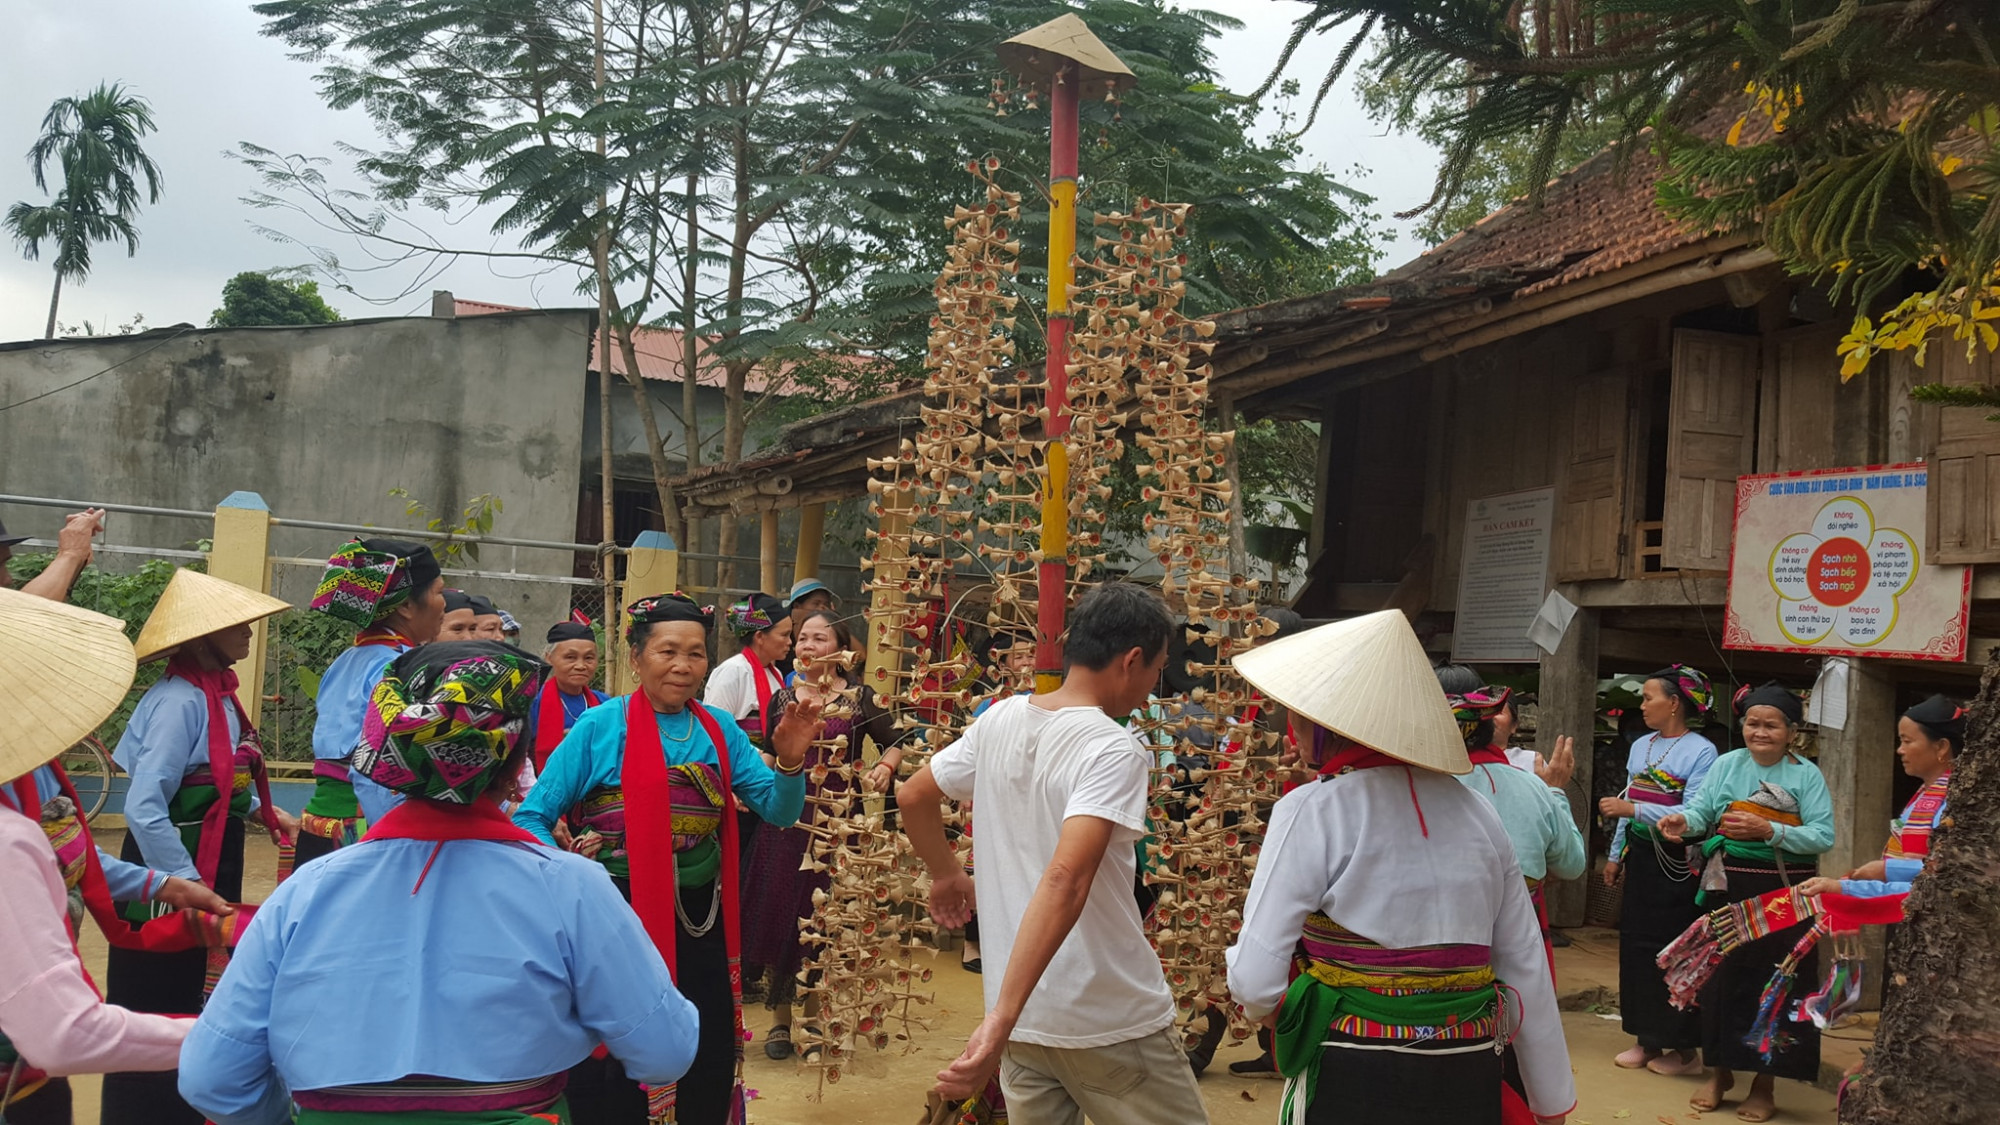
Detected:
left=1905, top=694, right=1967, bottom=744
left=1736, top=681, right=1804, bottom=726
left=547, top=621, right=596, bottom=646
left=466, top=594, right=500, bottom=619
left=442, top=589, right=475, bottom=614
left=358, top=537, right=442, bottom=599
left=724, top=592, right=787, bottom=639
left=626, top=592, right=713, bottom=649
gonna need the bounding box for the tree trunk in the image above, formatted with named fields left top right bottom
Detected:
left=45, top=268, right=63, bottom=339
left=1839, top=651, right=2000, bottom=1122
left=617, top=323, right=682, bottom=545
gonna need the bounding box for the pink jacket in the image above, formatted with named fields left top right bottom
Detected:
left=0, top=805, right=189, bottom=1075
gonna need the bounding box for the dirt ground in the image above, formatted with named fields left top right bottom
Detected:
left=72, top=834, right=1840, bottom=1124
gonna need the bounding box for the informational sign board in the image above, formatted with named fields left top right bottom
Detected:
left=1453, top=487, right=1556, bottom=663
left=1724, top=464, right=1970, bottom=661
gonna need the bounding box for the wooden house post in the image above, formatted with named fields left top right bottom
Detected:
left=1538, top=601, right=1600, bottom=927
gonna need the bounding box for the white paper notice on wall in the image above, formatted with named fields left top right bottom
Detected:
left=1527, top=589, right=1579, bottom=655
left=1453, top=488, right=1557, bottom=663
left=1807, top=658, right=1850, bottom=730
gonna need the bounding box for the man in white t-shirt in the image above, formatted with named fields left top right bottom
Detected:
left=898, top=582, right=1207, bottom=1124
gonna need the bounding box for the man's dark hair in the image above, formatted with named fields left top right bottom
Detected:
left=1063, top=583, right=1173, bottom=672
left=1260, top=607, right=1305, bottom=640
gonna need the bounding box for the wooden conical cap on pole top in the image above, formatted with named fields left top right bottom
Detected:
left=998, top=13, right=1135, bottom=92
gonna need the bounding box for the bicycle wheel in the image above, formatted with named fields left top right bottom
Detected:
left=61, top=736, right=116, bottom=824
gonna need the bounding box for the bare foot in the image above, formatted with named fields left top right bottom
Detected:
left=1648, top=1049, right=1704, bottom=1077
left=1614, top=1043, right=1659, bottom=1069
left=1736, top=1078, right=1777, bottom=1122
left=1691, top=1070, right=1736, bottom=1112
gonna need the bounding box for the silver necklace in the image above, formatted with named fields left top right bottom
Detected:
left=659, top=708, right=696, bottom=744
left=678, top=880, right=720, bottom=936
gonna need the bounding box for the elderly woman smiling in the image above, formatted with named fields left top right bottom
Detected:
left=1658, top=683, right=1833, bottom=1123
left=515, top=593, right=822, bottom=1125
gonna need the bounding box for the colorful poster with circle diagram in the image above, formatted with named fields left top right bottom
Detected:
left=1724, top=463, right=1969, bottom=660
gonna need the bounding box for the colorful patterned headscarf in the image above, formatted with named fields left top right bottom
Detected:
left=1446, top=687, right=1512, bottom=745
left=626, top=592, right=713, bottom=649
left=352, top=641, right=549, bottom=804
left=724, top=592, right=785, bottom=640
left=1647, top=664, right=1715, bottom=718
left=310, top=538, right=442, bottom=629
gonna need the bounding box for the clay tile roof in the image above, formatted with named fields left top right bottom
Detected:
left=1383, top=125, right=1738, bottom=298
left=453, top=298, right=763, bottom=391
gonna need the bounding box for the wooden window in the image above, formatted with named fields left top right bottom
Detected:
left=1756, top=324, right=1842, bottom=473
left=1927, top=347, right=2000, bottom=564
left=1554, top=367, right=1630, bottom=581
left=1662, top=329, right=1759, bottom=570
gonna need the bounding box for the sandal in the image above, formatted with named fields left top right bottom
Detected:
left=1648, top=1050, right=1704, bottom=1077
left=764, top=1025, right=793, bottom=1061
left=1614, top=1045, right=1659, bottom=1070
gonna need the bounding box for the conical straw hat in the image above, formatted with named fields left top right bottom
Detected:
left=1232, top=610, right=1471, bottom=775
left=133, top=568, right=291, bottom=663
left=0, top=588, right=137, bottom=784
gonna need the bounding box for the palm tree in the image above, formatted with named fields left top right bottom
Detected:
left=4, top=83, right=163, bottom=338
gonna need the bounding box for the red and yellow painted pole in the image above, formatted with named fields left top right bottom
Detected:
left=1036, top=63, right=1079, bottom=693
left=997, top=14, right=1132, bottom=693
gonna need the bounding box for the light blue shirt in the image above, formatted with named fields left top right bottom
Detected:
left=1679, top=748, right=1837, bottom=857
left=111, top=675, right=244, bottom=880
left=312, top=642, right=407, bottom=825
left=1843, top=786, right=1949, bottom=897
left=1458, top=760, right=1587, bottom=883
left=1609, top=730, right=1719, bottom=862
left=312, top=644, right=401, bottom=761
left=177, top=833, right=700, bottom=1125
left=514, top=697, right=805, bottom=845
left=27, top=765, right=162, bottom=901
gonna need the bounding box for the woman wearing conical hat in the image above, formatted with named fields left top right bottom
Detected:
left=99, top=568, right=295, bottom=1125
left=1224, top=611, right=1574, bottom=1125
left=0, top=588, right=235, bottom=1125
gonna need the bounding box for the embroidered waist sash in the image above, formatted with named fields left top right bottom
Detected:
left=570, top=762, right=726, bottom=885
left=294, top=1073, right=567, bottom=1116
left=1276, top=915, right=1497, bottom=1122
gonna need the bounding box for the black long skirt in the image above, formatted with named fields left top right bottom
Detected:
left=289, top=823, right=343, bottom=871
left=1305, top=1035, right=1502, bottom=1125
left=568, top=879, right=736, bottom=1125
left=101, top=817, right=245, bottom=1125
left=3, top=1077, right=71, bottom=1125
left=1699, top=862, right=1821, bottom=1080
left=1618, top=836, right=1704, bottom=1050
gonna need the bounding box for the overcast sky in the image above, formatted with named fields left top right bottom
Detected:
left=0, top=1, right=1441, bottom=343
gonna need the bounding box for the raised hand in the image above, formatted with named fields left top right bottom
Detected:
left=1536, top=736, right=1576, bottom=789
left=769, top=697, right=827, bottom=770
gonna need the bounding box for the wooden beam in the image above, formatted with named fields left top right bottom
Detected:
left=1539, top=605, right=1600, bottom=927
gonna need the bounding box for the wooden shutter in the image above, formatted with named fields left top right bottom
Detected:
left=1663, top=329, right=1759, bottom=569
left=1927, top=346, right=2000, bottom=563
left=1757, top=325, right=1841, bottom=473
left=1553, top=368, right=1629, bottom=581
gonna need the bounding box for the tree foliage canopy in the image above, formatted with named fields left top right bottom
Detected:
left=1265, top=1, right=2000, bottom=365
left=5, top=83, right=164, bottom=336
left=210, top=270, right=342, bottom=327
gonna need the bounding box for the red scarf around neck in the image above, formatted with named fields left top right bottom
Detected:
left=355, top=625, right=415, bottom=649
left=621, top=692, right=740, bottom=979
left=740, top=647, right=778, bottom=739
left=1467, top=745, right=1512, bottom=767
left=533, top=683, right=605, bottom=773
left=1314, top=734, right=1430, bottom=837
left=165, top=653, right=286, bottom=879
left=363, top=795, right=541, bottom=895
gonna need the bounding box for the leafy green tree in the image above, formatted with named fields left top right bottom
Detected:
left=240, top=0, right=1378, bottom=562
left=210, top=271, right=342, bottom=327
left=4, top=83, right=163, bottom=339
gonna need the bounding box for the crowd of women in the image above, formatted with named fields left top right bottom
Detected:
left=0, top=526, right=1962, bottom=1125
